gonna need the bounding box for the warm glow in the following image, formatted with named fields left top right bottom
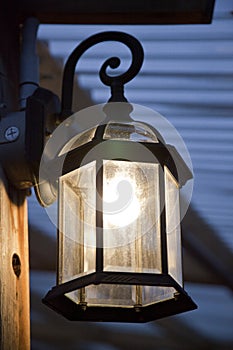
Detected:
left=103, top=173, right=140, bottom=228
left=59, top=159, right=177, bottom=308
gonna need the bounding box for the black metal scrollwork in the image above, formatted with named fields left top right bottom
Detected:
left=61, top=31, right=144, bottom=120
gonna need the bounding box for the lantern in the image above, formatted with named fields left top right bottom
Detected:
left=42, top=31, right=197, bottom=322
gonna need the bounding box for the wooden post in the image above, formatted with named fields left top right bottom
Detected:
left=0, top=2, right=30, bottom=349
left=0, top=168, right=30, bottom=349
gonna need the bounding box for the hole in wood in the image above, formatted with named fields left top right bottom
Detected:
left=12, top=253, right=21, bottom=278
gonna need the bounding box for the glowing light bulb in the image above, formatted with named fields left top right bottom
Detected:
left=103, top=174, right=140, bottom=228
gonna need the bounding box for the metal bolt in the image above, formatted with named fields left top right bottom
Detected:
left=80, top=302, right=87, bottom=311
left=134, top=304, right=142, bottom=312
left=174, top=292, right=181, bottom=301
left=4, top=126, right=20, bottom=141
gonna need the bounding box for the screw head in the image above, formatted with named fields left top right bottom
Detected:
left=4, top=126, right=20, bottom=141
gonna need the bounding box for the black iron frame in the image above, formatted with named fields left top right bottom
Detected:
left=43, top=271, right=197, bottom=322
left=43, top=135, right=196, bottom=322
left=42, top=31, right=197, bottom=322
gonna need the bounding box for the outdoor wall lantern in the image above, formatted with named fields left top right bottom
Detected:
left=41, top=32, right=197, bottom=322
left=0, top=23, right=197, bottom=322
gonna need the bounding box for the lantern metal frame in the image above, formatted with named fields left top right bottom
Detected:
left=43, top=135, right=197, bottom=322
left=32, top=30, right=197, bottom=322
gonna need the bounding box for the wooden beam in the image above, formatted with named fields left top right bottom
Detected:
left=0, top=2, right=30, bottom=349
left=19, top=0, right=215, bottom=24
left=0, top=168, right=30, bottom=349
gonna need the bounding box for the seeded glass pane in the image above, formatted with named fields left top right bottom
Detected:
left=60, top=160, right=179, bottom=308
left=87, top=159, right=172, bottom=307
left=165, top=166, right=183, bottom=285
left=59, top=127, right=97, bottom=156
left=141, top=286, right=175, bottom=306
left=84, top=284, right=136, bottom=306
left=103, top=121, right=159, bottom=143
left=58, top=161, right=96, bottom=292
left=102, top=160, right=161, bottom=273
left=64, top=285, right=176, bottom=307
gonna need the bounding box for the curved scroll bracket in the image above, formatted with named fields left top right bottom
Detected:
left=60, top=31, right=144, bottom=120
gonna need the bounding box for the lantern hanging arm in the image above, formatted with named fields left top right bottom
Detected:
left=60, top=31, right=144, bottom=121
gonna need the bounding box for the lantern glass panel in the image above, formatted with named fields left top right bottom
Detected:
left=102, top=160, right=161, bottom=274
left=58, top=161, right=96, bottom=286
left=103, top=121, right=159, bottom=143
left=83, top=159, right=175, bottom=307
left=165, top=166, right=183, bottom=285
left=58, top=155, right=182, bottom=307
left=70, top=284, right=176, bottom=307
left=59, top=127, right=97, bottom=156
